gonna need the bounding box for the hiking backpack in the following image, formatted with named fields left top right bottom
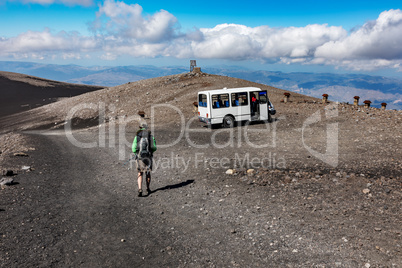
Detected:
left=137, top=130, right=152, bottom=159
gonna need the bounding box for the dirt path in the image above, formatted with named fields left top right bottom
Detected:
left=1, top=124, right=401, bottom=267
left=1, top=131, right=188, bottom=267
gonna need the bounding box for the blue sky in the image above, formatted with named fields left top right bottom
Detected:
left=0, top=0, right=402, bottom=77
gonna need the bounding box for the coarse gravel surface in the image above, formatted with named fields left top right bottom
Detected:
left=1, top=71, right=401, bottom=267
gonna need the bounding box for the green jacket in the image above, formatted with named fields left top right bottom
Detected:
left=132, top=128, right=157, bottom=154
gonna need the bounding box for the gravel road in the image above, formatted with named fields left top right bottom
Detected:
left=1, top=117, right=401, bottom=267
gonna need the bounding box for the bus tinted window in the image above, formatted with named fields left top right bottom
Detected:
left=212, top=93, right=229, bottom=109
left=231, top=92, right=248, bottom=106
left=198, top=94, right=207, bottom=107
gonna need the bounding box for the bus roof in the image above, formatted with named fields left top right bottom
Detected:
left=198, top=87, right=263, bottom=95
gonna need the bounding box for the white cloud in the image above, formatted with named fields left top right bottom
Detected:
left=314, top=9, right=402, bottom=70
left=93, top=0, right=179, bottom=43
left=0, top=29, right=97, bottom=57
left=185, top=11, right=402, bottom=72
left=1, top=2, right=402, bottom=73
left=188, top=23, right=346, bottom=60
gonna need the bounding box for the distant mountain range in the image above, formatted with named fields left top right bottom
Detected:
left=1, top=61, right=401, bottom=110
left=206, top=68, right=402, bottom=110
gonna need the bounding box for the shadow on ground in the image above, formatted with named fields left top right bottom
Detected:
left=152, top=179, right=194, bottom=194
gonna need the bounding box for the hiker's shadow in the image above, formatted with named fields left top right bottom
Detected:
left=152, top=179, right=194, bottom=194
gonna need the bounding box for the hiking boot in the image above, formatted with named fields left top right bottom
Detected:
left=147, top=188, right=152, bottom=195
left=138, top=189, right=143, bottom=197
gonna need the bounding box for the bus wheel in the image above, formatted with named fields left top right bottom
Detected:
left=223, top=115, right=235, bottom=128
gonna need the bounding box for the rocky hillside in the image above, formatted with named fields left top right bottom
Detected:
left=0, top=71, right=314, bottom=132
left=1, top=70, right=401, bottom=176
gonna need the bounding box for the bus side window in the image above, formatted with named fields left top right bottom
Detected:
left=231, top=92, right=248, bottom=106
left=212, top=93, right=229, bottom=109
left=231, top=93, right=238, bottom=106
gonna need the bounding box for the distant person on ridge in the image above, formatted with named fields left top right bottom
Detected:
left=132, top=122, right=157, bottom=197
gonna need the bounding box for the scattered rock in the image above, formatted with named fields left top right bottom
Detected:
left=362, top=189, right=371, bottom=194
left=246, top=169, right=255, bottom=175
left=0, top=177, right=14, bottom=188
left=21, top=166, right=31, bottom=171
left=374, top=227, right=382, bottom=232
left=226, top=169, right=236, bottom=175
left=13, top=152, right=29, bottom=157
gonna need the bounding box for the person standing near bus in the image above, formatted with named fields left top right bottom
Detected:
left=251, top=93, right=257, bottom=115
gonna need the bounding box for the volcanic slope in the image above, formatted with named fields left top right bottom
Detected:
left=0, top=71, right=401, bottom=267
left=0, top=71, right=104, bottom=118
left=1, top=71, right=401, bottom=172
left=0, top=72, right=310, bottom=131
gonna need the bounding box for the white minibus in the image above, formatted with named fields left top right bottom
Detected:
left=198, top=87, right=276, bottom=127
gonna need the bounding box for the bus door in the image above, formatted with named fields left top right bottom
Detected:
left=250, top=91, right=260, bottom=120
left=257, top=91, right=269, bottom=120
left=250, top=91, right=269, bottom=120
